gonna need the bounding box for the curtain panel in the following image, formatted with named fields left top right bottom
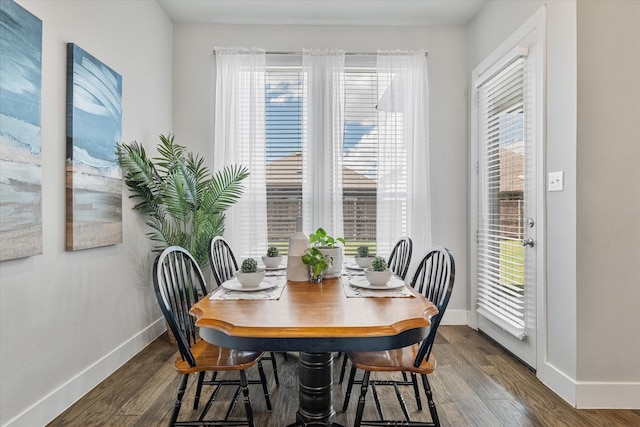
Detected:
left=301, top=50, right=345, bottom=238
left=213, top=47, right=268, bottom=257
left=376, top=50, right=432, bottom=260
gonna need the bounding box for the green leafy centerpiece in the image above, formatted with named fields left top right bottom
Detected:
left=309, top=227, right=345, bottom=278
left=301, top=247, right=331, bottom=283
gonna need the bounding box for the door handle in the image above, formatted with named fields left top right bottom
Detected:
left=521, top=238, right=535, bottom=248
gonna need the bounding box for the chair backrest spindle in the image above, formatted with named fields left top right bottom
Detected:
left=388, top=237, right=413, bottom=280
left=208, top=236, right=239, bottom=286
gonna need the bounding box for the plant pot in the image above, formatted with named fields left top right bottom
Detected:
left=319, top=247, right=342, bottom=278
left=354, top=256, right=373, bottom=269
left=364, top=268, right=393, bottom=286
left=236, top=269, right=265, bottom=287
left=309, top=267, right=324, bottom=283
left=262, top=255, right=283, bottom=268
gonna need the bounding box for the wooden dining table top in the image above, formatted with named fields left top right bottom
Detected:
left=190, top=277, right=438, bottom=351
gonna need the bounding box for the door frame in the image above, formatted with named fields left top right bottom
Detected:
left=469, top=7, right=547, bottom=370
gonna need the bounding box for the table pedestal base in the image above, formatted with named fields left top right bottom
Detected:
left=286, top=352, right=344, bottom=427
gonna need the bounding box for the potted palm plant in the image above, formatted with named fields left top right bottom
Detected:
left=117, top=134, right=249, bottom=269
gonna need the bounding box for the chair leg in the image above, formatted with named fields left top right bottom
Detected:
left=342, top=364, right=358, bottom=412
left=170, top=374, right=189, bottom=426
left=411, top=372, right=423, bottom=410
left=339, top=353, right=349, bottom=383
left=239, top=370, right=255, bottom=427
left=269, top=351, right=280, bottom=386
left=391, top=381, right=410, bottom=421
left=354, top=370, right=371, bottom=427
left=257, top=360, right=272, bottom=410
left=371, top=381, right=385, bottom=421
left=422, top=374, right=440, bottom=427
left=193, top=371, right=205, bottom=409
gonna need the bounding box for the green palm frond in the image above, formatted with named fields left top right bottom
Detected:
left=204, top=164, right=250, bottom=213
left=117, top=134, right=249, bottom=268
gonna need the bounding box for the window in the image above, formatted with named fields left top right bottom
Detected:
left=265, top=55, right=379, bottom=256
left=214, top=49, right=429, bottom=260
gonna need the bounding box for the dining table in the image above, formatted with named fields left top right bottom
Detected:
left=190, top=270, right=438, bottom=427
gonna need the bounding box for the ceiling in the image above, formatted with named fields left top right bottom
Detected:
left=157, top=0, right=487, bottom=26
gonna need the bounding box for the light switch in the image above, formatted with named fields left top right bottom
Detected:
left=548, top=171, right=564, bottom=192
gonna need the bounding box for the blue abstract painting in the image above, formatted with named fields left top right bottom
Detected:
left=66, top=43, right=122, bottom=250
left=0, top=0, right=43, bottom=261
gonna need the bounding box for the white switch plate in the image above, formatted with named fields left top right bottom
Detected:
left=548, top=171, right=564, bottom=192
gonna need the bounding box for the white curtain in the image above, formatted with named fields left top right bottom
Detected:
left=213, top=47, right=267, bottom=257
left=301, top=49, right=345, bottom=237
left=376, top=50, right=431, bottom=259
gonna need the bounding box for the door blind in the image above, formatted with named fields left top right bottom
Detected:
left=476, top=55, right=527, bottom=339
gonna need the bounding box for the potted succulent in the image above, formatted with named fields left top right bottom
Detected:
left=309, top=227, right=345, bottom=278
left=354, top=245, right=374, bottom=269
left=364, top=256, right=392, bottom=286
left=236, top=258, right=265, bottom=287
left=302, top=247, right=331, bottom=283
left=117, top=134, right=249, bottom=269
left=262, top=246, right=283, bottom=269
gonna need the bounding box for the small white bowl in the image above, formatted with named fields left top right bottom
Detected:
left=262, top=255, right=283, bottom=269
left=364, top=268, right=392, bottom=286
left=354, top=256, right=373, bottom=269
left=236, top=269, right=265, bottom=287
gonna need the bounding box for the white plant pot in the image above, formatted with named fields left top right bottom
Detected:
left=319, top=247, right=343, bottom=278
left=236, top=269, right=265, bottom=287
left=262, top=255, right=283, bottom=268
left=364, top=268, right=392, bottom=286
left=354, top=256, right=373, bottom=269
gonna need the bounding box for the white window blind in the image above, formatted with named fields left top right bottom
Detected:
left=476, top=54, right=527, bottom=339
left=342, top=63, right=378, bottom=255
left=265, top=55, right=380, bottom=256
left=265, top=64, right=305, bottom=253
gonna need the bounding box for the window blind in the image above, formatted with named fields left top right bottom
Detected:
left=265, top=65, right=305, bottom=254
left=265, top=56, right=381, bottom=256
left=342, top=65, right=378, bottom=256
left=476, top=55, right=527, bottom=339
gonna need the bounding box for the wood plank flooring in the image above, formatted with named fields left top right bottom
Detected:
left=48, top=326, right=640, bottom=426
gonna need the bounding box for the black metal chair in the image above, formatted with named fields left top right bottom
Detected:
left=339, top=237, right=414, bottom=383
left=342, top=246, right=455, bottom=426
left=208, top=236, right=284, bottom=385
left=153, top=246, right=271, bottom=426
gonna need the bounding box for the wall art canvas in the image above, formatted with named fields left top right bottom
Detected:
left=66, top=43, right=122, bottom=250
left=0, top=0, right=43, bottom=261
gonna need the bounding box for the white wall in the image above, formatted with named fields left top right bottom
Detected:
left=575, top=0, right=640, bottom=406
left=171, top=23, right=470, bottom=324
left=0, top=1, right=173, bottom=426
left=468, top=0, right=640, bottom=409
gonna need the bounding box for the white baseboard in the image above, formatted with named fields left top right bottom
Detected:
left=576, top=381, right=640, bottom=409
left=537, top=360, right=577, bottom=406
left=537, top=361, right=640, bottom=409
left=3, top=319, right=166, bottom=427
left=441, top=309, right=467, bottom=325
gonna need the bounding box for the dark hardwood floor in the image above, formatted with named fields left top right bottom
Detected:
left=48, top=326, right=640, bottom=426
